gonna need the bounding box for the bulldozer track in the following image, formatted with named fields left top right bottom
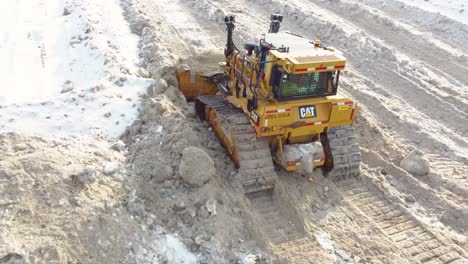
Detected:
left=326, top=125, right=361, bottom=181
left=337, top=179, right=467, bottom=263
left=195, top=95, right=277, bottom=193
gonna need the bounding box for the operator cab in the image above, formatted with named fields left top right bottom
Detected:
left=263, top=32, right=345, bottom=101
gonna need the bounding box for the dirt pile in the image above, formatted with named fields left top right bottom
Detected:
left=119, top=60, right=274, bottom=262
left=0, top=133, right=145, bottom=263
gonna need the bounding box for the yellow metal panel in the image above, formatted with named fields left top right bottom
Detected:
left=175, top=69, right=218, bottom=100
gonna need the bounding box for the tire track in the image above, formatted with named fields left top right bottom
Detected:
left=428, top=155, right=468, bottom=185
left=249, top=193, right=334, bottom=263
left=140, top=0, right=218, bottom=64
left=426, top=154, right=468, bottom=205
left=337, top=179, right=467, bottom=263
left=357, top=0, right=468, bottom=54
left=306, top=0, right=468, bottom=86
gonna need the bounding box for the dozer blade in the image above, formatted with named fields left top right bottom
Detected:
left=175, top=68, right=218, bottom=101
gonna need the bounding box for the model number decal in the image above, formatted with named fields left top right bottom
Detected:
left=267, top=113, right=291, bottom=119
left=299, top=105, right=317, bottom=119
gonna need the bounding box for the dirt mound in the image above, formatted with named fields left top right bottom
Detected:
left=120, top=61, right=275, bottom=261
left=178, top=49, right=226, bottom=76
left=0, top=133, right=145, bottom=263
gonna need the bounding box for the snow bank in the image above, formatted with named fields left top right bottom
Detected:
left=0, top=0, right=153, bottom=137
left=396, top=0, right=468, bottom=25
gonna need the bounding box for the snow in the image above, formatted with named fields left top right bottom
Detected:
left=133, top=231, right=198, bottom=264
left=157, top=234, right=198, bottom=263
left=0, top=0, right=153, bottom=137
left=316, top=233, right=337, bottom=262
left=397, top=0, right=468, bottom=25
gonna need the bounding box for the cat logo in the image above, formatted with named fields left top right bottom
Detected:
left=299, top=105, right=317, bottom=119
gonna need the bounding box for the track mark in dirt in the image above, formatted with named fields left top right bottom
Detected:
left=307, top=0, right=468, bottom=85
left=249, top=193, right=331, bottom=263
left=428, top=155, right=468, bottom=188
left=338, top=179, right=467, bottom=263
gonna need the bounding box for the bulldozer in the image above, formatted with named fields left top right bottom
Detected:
left=176, top=14, right=361, bottom=194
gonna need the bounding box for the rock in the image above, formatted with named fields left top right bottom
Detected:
left=69, top=196, right=82, bottom=206
left=30, top=246, right=65, bottom=264
left=91, top=83, right=111, bottom=92
left=182, top=127, right=200, bottom=146
left=154, top=164, right=173, bottom=183
left=0, top=253, right=26, bottom=264
left=63, top=7, right=71, bottom=16
left=61, top=80, right=74, bottom=93
left=185, top=206, right=197, bottom=217
left=128, top=191, right=144, bottom=217
left=205, top=198, right=217, bottom=215
left=197, top=204, right=210, bottom=218
left=103, top=162, right=118, bottom=175
left=138, top=67, right=150, bottom=78
left=77, top=165, right=97, bottom=184
left=129, top=14, right=150, bottom=35
left=84, top=24, right=95, bottom=34
left=104, top=112, right=112, bottom=118
left=183, top=238, right=195, bottom=249
left=114, top=80, right=124, bottom=87
left=405, top=195, right=416, bottom=203
left=194, top=233, right=210, bottom=246
left=179, top=147, right=215, bottom=187
left=156, top=125, right=163, bottom=134
left=400, top=150, right=430, bottom=176
left=111, top=140, right=126, bottom=152
left=156, top=78, right=168, bottom=93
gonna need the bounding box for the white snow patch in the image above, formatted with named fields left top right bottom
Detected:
left=396, top=0, right=468, bottom=25
left=0, top=0, right=153, bottom=137
left=158, top=234, right=198, bottom=263
left=316, top=233, right=361, bottom=263
left=239, top=254, right=259, bottom=264
left=133, top=230, right=198, bottom=264
left=316, top=233, right=337, bottom=262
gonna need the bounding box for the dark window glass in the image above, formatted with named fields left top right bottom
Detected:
left=274, top=70, right=338, bottom=100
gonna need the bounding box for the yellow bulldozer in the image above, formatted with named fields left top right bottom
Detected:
left=176, top=15, right=360, bottom=194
